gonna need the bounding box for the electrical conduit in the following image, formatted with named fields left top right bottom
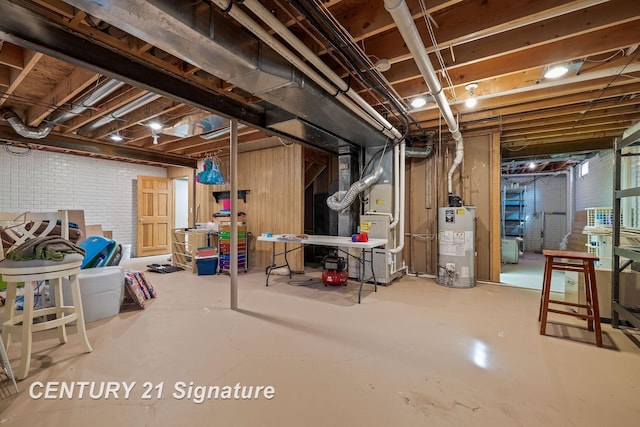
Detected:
left=211, top=0, right=402, bottom=142
left=241, top=0, right=403, bottom=141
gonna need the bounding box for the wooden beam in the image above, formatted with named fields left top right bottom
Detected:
left=501, top=137, right=613, bottom=159
left=0, top=42, right=23, bottom=69
left=0, top=49, right=43, bottom=107
left=27, top=68, right=99, bottom=126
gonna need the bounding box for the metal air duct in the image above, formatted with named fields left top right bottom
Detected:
left=326, top=166, right=383, bottom=212
left=64, top=0, right=390, bottom=149
left=50, top=79, right=125, bottom=125
left=0, top=109, right=54, bottom=139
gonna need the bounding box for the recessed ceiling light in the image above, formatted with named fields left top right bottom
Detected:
left=543, top=64, right=569, bottom=79
left=410, top=97, right=427, bottom=108
left=109, top=134, right=123, bottom=142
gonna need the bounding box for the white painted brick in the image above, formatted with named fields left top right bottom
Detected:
left=575, top=151, right=614, bottom=210
left=1, top=149, right=166, bottom=256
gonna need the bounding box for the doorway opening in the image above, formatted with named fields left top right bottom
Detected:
left=174, top=177, right=189, bottom=228
left=499, top=173, right=569, bottom=292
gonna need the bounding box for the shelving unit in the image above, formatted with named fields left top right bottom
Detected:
left=612, top=128, right=640, bottom=330
left=172, top=228, right=209, bottom=272
left=502, top=186, right=526, bottom=241
left=216, top=213, right=248, bottom=273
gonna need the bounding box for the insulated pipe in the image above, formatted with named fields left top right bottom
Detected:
left=384, top=0, right=463, bottom=197
left=241, top=0, right=402, bottom=141
left=211, top=0, right=401, bottom=141
left=0, top=109, right=54, bottom=139
left=326, top=166, right=383, bottom=212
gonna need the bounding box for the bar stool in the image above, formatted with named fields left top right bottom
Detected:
left=0, top=211, right=92, bottom=379
left=538, top=249, right=602, bottom=347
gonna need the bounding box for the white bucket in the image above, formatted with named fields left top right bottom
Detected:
left=122, top=244, right=132, bottom=261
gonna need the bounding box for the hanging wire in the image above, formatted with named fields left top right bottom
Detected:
left=3, top=142, right=32, bottom=157
left=418, top=0, right=459, bottom=105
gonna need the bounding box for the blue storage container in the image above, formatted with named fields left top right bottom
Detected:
left=196, top=256, right=218, bottom=276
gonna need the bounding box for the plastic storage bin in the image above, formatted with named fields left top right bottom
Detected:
left=196, top=256, right=218, bottom=275
left=62, top=266, right=125, bottom=323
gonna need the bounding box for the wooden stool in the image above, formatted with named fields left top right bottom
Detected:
left=538, top=249, right=602, bottom=347
left=0, top=255, right=93, bottom=380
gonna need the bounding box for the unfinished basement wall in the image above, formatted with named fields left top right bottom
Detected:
left=406, top=133, right=501, bottom=282
left=575, top=150, right=614, bottom=211
left=405, top=149, right=438, bottom=275
left=204, top=144, right=304, bottom=272
left=0, top=148, right=166, bottom=253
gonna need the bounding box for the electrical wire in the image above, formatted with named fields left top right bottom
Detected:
left=288, top=0, right=416, bottom=137
left=418, top=0, right=458, bottom=105
left=572, top=48, right=640, bottom=129
left=3, top=142, right=32, bottom=156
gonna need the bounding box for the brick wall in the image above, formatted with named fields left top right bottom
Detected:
left=0, top=148, right=166, bottom=255
left=575, top=150, right=614, bottom=211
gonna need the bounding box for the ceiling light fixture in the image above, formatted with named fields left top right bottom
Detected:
left=464, top=82, right=478, bottom=108
left=543, top=63, right=569, bottom=79
left=529, top=162, right=536, bottom=169
left=410, top=97, right=427, bottom=109
left=109, top=134, right=123, bottom=142
left=374, top=58, right=391, bottom=72
left=148, top=121, right=162, bottom=131
left=152, top=133, right=159, bottom=145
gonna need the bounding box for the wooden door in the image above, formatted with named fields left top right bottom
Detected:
left=137, top=176, right=173, bottom=257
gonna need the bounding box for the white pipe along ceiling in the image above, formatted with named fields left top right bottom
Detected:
left=385, top=0, right=465, bottom=206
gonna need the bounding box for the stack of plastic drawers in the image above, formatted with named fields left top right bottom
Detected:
left=218, top=222, right=248, bottom=273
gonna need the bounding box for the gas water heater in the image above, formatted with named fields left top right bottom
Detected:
left=437, top=206, right=476, bottom=288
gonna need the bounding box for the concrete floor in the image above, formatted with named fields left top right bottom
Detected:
left=0, top=255, right=639, bottom=426
left=500, top=252, right=566, bottom=292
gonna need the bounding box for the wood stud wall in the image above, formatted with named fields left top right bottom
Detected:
left=168, top=135, right=500, bottom=281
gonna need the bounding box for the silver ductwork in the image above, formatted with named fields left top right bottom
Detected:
left=63, top=0, right=390, bottom=149
left=79, top=92, right=162, bottom=133
left=405, top=145, right=434, bottom=158
left=1, top=79, right=125, bottom=140
left=51, top=78, right=125, bottom=125
left=0, top=109, right=54, bottom=139
left=326, top=166, right=383, bottom=212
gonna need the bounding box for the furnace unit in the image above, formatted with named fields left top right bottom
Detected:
left=437, top=206, right=476, bottom=288
left=357, top=213, right=402, bottom=284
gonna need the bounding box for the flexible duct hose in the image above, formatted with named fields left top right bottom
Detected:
left=326, top=166, right=383, bottom=212
left=1, top=109, right=54, bottom=139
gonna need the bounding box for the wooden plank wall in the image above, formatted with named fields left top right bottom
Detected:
left=201, top=144, right=305, bottom=272
left=406, top=153, right=437, bottom=275
left=405, top=133, right=498, bottom=280
left=463, top=134, right=495, bottom=282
